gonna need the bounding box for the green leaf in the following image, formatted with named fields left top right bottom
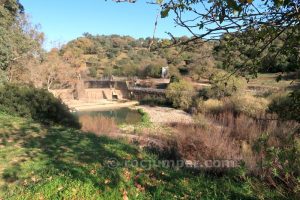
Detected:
left=156, top=0, right=164, bottom=4
left=219, top=8, right=226, bottom=23
left=274, top=0, right=284, bottom=7
left=272, top=168, right=279, bottom=177
left=161, top=8, right=170, bottom=18
left=227, top=0, right=238, bottom=10
left=198, top=22, right=204, bottom=29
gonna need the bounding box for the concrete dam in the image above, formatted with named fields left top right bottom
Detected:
left=50, top=79, right=166, bottom=103
left=50, top=80, right=128, bottom=102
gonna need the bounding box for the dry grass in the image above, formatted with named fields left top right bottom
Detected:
left=202, top=99, right=224, bottom=114
left=169, top=123, right=241, bottom=161
left=248, top=73, right=299, bottom=90
left=148, top=110, right=299, bottom=172
left=209, top=111, right=264, bottom=142
left=207, top=111, right=298, bottom=170
left=79, top=115, right=118, bottom=137
left=79, top=95, right=297, bottom=176
left=227, top=94, right=269, bottom=117
left=196, top=94, right=270, bottom=117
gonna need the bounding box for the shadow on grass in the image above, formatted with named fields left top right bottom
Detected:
left=1, top=119, right=139, bottom=191
left=0, top=118, right=280, bottom=199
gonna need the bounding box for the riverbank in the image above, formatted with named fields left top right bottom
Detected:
left=69, top=100, right=194, bottom=124
left=134, top=105, right=194, bottom=124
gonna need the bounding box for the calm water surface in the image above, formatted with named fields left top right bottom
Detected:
left=78, top=107, right=142, bottom=124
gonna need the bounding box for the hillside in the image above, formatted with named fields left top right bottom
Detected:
left=59, top=34, right=215, bottom=80
left=59, top=34, right=299, bottom=84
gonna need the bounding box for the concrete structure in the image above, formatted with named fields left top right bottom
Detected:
left=51, top=79, right=127, bottom=102
left=51, top=78, right=167, bottom=103
left=161, top=66, right=169, bottom=78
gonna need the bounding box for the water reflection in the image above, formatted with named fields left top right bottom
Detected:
left=78, top=107, right=142, bottom=125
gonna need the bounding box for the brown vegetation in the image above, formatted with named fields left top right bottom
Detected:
left=139, top=108, right=298, bottom=175
left=79, top=115, right=118, bottom=137
left=170, top=122, right=241, bottom=161
left=197, top=94, right=270, bottom=118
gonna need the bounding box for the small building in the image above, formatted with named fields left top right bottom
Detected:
left=161, top=66, right=169, bottom=78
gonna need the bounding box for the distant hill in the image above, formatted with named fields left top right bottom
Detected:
left=58, top=33, right=299, bottom=82
left=59, top=34, right=216, bottom=80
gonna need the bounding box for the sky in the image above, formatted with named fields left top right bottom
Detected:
left=20, top=0, right=193, bottom=50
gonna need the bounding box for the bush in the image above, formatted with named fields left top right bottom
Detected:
left=201, top=99, right=225, bottom=115
left=269, top=90, right=300, bottom=122
left=140, top=95, right=169, bottom=106
left=0, top=70, right=8, bottom=85
left=228, top=94, right=269, bottom=117
left=170, top=123, right=241, bottom=161
left=208, top=71, right=247, bottom=98
left=252, top=123, right=300, bottom=196
left=170, top=74, right=180, bottom=83
left=89, top=66, right=97, bottom=78
left=166, top=80, right=195, bottom=110
left=196, top=94, right=269, bottom=117
left=0, top=83, right=80, bottom=128
left=142, top=64, right=161, bottom=78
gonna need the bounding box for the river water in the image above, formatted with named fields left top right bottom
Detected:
left=77, top=107, right=142, bottom=125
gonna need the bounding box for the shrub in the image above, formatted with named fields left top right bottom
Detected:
left=0, top=70, right=8, bottom=85
left=166, top=80, right=195, bottom=110
left=208, top=71, right=247, bottom=98
left=252, top=123, right=300, bottom=196
left=142, top=64, right=161, bottom=78
left=228, top=94, right=269, bottom=117
left=269, top=90, right=300, bottom=122
left=140, top=94, right=169, bottom=106
left=207, top=110, right=300, bottom=184
left=197, top=88, right=210, bottom=100
left=170, top=74, right=180, bottom=83
left=196, top=94, right=269, bottom=117
left=170, top=123, right=241, bottom=161
left=0, top=83, right=80, bottom=128
left=89, top=66, right=97, bottom=78
left=202, top=99, right=224, bottom=114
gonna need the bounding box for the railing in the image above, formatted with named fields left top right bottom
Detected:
left=85, top=76, right=133, bottom=82
left=128, top=87, right=166, bottom=94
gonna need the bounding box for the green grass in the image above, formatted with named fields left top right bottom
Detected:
left=248, top=73, right=299, bottom=90
left=0, top=113, right=286, bottom=199
left=137, top=108, right=151, bottom=127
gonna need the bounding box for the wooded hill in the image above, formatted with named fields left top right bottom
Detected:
left=1, top=0, right=298, bottom=89
left=58, top=32, right=299, bottom=81
left=59, top=34, right=216, bottom=81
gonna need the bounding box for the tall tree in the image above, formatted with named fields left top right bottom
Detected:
left=30, top=49, right=78, bottom=90
left=0, top=0, right=43, bottom=81
left=116, top=0, right=300, bottom=75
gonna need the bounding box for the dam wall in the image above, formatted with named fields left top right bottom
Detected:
left=50, top=80, right=166, bottom=103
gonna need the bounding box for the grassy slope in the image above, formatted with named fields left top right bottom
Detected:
left=248, top=73, right=299, bottom=90
left=0, top=113, right=281, bottom=200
